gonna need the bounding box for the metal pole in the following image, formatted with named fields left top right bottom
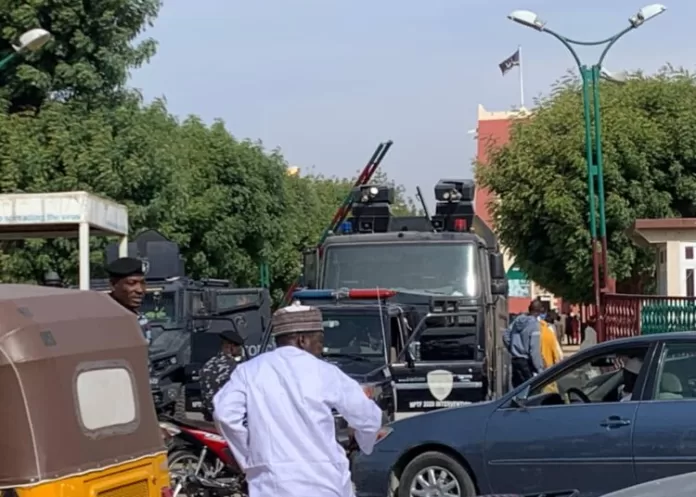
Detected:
left=580, top=66, right=603, bottom=339
left=592, top=65, right=610, bottom=340
left=0, top=52, right=17, bottom=72
left=78, top=222, right=90, bottom=290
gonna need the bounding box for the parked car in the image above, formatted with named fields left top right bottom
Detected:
left=352, top=332, right=696, bottom=497
left=599, top=471, right=696, bottom=497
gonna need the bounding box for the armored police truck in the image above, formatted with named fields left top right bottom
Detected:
left=300, top=179, right=510, bottom=417
left=93, top=229, right=270, bottom=415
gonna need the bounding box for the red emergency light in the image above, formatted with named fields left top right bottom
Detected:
left=453, top=218, right=467, bottom=232
left=348, top=289, right=397, bottom=299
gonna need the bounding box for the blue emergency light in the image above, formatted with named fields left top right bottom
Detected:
left=293, top=289, right=338, bottom=300
left=292, top=288, right=397, bottom=301
left=340, top=221, right=352, bottom=234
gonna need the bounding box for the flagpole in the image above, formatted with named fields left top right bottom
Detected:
left=518, top=45, right=525, bottom=109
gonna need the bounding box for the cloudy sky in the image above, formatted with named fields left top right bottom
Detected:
left=130, top=0, right=690, bottom=199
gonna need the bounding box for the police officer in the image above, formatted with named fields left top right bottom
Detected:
left=106, top=257, right=151, bottom=344
left=200, top=330, right=244, bottom=421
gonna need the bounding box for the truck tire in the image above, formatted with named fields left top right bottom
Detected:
left=398, top=451, right=476, bottom=497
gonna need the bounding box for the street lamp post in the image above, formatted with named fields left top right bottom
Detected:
left=0, top=28, right=52, bottom=72
left=508, top=5, right=666, bottom=341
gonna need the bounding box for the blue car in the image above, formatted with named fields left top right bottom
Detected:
left=353, top=332, right=696, bottom=497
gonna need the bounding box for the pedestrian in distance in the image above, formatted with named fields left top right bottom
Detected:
left=106, top=257, right=150, bottom=344
left=503, top=299, right=545, bottom=388
left=199, top=329, right=245, bottom=422
left=213, top=303, right=385, bottom=497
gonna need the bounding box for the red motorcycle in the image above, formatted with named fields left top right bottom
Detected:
left=159, top=417, right=247, bottom=497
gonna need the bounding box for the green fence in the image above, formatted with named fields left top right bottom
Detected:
left=605, top=294, right=696, bottom=340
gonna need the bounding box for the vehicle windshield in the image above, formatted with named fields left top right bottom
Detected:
left=323, top=242, right=478, bottom=296
left=322, top=314, right=385, bottom=359
left=267, top=313, right=386, bottom=360
left=141, top=290, right=176, bottom=323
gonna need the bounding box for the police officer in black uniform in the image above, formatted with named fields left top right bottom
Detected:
left=199, top=330, right=245, bottom=421
left=106, top=257, right=151, bottom=344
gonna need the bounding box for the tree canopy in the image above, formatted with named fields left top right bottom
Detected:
left=477, top=66, right=696, bottom=303
left=0, top=0, right=160, bottom=110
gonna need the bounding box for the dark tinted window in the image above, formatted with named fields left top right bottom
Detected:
left=142, top=290, right=176, bottom=322
left=323, top=243, right=478, bottom=296
left=419, top=327, right=477, bottom=361
left=322, top=314, right=385, bottom=357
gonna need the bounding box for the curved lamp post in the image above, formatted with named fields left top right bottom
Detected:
left=0, top=28, right=53, bottom=72
left=508, top=4, right=666, bottom=340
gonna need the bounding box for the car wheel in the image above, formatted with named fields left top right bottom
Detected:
left=398, top=451, right=476, bottom=497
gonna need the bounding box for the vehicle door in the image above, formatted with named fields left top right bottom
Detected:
left=633, top=340, right=696, bottom=483
left=483, top=341, right=655, bottom=497
left=392, top=314, right=485, bottom=419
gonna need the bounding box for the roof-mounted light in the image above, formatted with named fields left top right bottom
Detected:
left=353, top=185, right=394, bottom=204
left=434, top=179, right=475, bottom=203
left=292, top=288, right=397, bottom=301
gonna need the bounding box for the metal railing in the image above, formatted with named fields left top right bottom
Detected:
left=604, top=293, right=696, bottom=341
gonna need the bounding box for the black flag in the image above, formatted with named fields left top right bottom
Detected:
left=499, top=49, right=520, bottom=76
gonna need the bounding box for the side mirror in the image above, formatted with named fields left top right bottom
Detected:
left=489, top=253, right=508, bottom=296
left=301, top=248, right=318, bottom=289
left=491, top=280, right=509, bottom=296
left=489, top=252, right=506, bottom=280
left=511, top=384, right=530, bottom=408
left=407, top=341, right=421, bottom=364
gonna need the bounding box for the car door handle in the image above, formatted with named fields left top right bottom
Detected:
left=600, top=416, right=631, bottom=428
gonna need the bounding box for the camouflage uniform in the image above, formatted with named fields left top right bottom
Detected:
left=138, top=313, right=152, bottom=345
left=200, top=352, right=238, bottom=419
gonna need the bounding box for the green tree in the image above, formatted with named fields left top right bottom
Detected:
left=0, top=0, right=160, bottom=110
left=477, top=66, right=696, bottom=303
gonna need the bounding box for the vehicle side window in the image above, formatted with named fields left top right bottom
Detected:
left=527, top=345, right=650, bottom=405
left=390, top=316, right=402, bottom=362
left=420, top=328, right=476, bottom=362
left=652, top=343, right=696, bottom=401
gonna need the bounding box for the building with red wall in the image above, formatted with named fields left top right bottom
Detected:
left=475, top=104, right=559, bottom=314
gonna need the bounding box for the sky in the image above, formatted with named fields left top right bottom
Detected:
left=130, top=0, right=692, bottom=200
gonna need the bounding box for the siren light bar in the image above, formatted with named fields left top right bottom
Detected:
left=293, top=288, right=397, bottom=301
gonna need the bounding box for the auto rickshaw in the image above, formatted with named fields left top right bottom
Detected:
left=0, top=285, right=169, bottom=496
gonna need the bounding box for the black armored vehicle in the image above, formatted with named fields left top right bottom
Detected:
left=299, top=179, right=511, bottom=417
left=94, top=230, right=270, bottom=415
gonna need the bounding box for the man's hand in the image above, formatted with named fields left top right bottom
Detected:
left=348, top=426, right=391, bottom=445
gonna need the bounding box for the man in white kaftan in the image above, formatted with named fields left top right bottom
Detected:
left=214, top=303, right=383, bottom=497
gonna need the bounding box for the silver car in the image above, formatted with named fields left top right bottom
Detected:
left=600, top=471, right=696, bottom=497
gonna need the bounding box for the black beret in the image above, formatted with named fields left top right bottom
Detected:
left=220, top=330, right=244, bottom=346
left=106, top=257, right=145, bottom=278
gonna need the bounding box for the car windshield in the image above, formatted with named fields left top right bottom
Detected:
left=323, top=242, right=478, bottom=296
left=141, top=290, right=176, bottom=323
left=322, top=314, right=385, bottom=359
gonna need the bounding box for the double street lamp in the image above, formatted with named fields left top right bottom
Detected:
left=508, top=4, right=666, bottom=340
left=0, top=28, right=52, bottom=72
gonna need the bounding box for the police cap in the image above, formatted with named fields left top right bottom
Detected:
left=220, top=330, right=244, bottom=346
left=106, top=257, right=145, bottom=279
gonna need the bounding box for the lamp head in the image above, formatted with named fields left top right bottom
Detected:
left=13, top=28, right=52, bottom=53
left=600, top=67, right=630, bottom=84
left=507, top=10, right=546, bottom=31
left=629, top=4, right=666, bottom=27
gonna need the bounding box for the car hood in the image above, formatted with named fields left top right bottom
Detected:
left=324, top=357, right=385, bottom=383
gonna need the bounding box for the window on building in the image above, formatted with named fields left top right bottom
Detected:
left=686, top=246, right=694, bottom=260
left=687, top=269, right=695, bottom=297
